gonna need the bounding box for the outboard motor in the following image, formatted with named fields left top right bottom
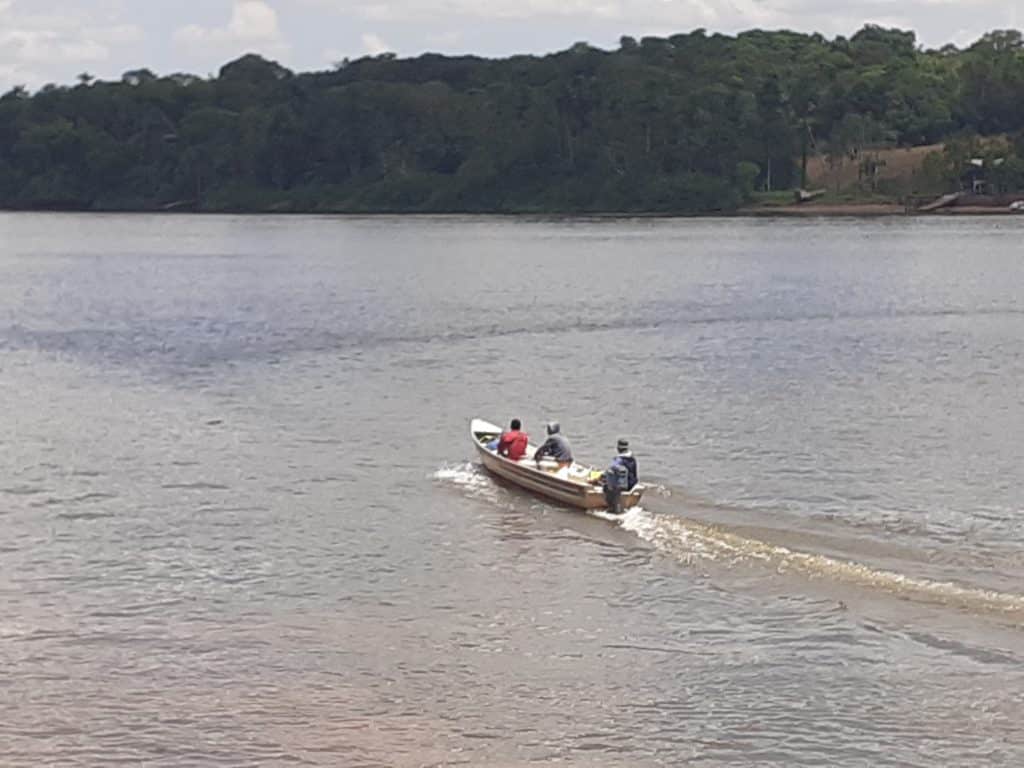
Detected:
left=604, top=464, right=630, bottom=515
left=611, top=464, right=629, bottom=491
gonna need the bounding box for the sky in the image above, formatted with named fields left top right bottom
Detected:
left=0, top=0, right=1020, bottom=90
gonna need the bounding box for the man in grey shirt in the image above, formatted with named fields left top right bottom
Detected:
left=533, top=422, right=574, bottom=466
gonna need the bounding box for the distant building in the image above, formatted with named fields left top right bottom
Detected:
left=960, top=157, right=1005, bottom=194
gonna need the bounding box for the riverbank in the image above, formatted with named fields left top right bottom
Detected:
left=740, top=203, right=1023, bottom=217
left=3, top=202, right=1022, bottom=218
left=740, top=202, right=906, bottom=216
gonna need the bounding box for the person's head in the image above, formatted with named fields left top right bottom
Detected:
left=617, top=438, right=630, bottom=453
left=546, top=421, right=560, bottom=435
left=510, top=418, right=521, bottom=431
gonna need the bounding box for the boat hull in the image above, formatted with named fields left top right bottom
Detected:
left=471, top=419, right=644, bottom=511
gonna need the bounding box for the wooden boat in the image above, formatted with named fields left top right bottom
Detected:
left=470, top=418, right=644, bottom=511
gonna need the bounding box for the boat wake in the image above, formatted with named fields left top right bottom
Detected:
left=619, top=509, right=1024, bottom=620
left=433, top=462, right=498, bottom=499
left=436, top=465, right=1024, bottom=621
left=434, top=462, right=493, bottom=493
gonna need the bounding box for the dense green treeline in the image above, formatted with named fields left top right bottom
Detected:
left=3, top=26, right=1024, bottom=213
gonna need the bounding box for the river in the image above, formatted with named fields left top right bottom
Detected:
left=1, top=212, right=1023, bottom=766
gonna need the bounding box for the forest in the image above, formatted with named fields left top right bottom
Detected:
left=2, top=25, right=1024, bottom=213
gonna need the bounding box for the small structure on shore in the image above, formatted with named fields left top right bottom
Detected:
left=918, top=192, right=961, bottom=212
left=960, top=157, right=1005, bottom=195
left=794, top=188, right=826, bottom=203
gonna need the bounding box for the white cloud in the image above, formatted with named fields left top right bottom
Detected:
left=95, top=24, right=146, bottom=45
left=0, top=0, right=1019, bottom=91
left=361, top=32, right=391, bottom=54
left=299, top=0, right=1011, bottom=45
left=176, top=0, right=288, bottom=54
left=316, top=0, right=737, bottom=24
left=1, top=29, right=107, bottom=64
left=0, top=2, right=145, bottom=87
left=426, top=30, right=463, bottom=46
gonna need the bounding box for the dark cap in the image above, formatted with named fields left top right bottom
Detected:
left=617, top=438, right=630, bottom=451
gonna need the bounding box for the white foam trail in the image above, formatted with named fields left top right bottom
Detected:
left=618, top=510, right=1024, bottom=619
left=434, top=473, right=1024, bottom=619
left=433, top=462, right=502, bottom=503
left=589, top=505, right=649, bottom=527
left=433, top=462, right=486, bottom=487
left=433, top=462, right=493, bottom=493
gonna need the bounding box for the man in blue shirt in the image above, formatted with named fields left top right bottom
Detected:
left=603, top=438, right=638, bottom=515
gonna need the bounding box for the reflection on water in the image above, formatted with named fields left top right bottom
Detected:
left=2, top=213, right=1024, bottom=766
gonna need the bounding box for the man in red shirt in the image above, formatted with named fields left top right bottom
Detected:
left=497, top=419, right=529, bottom=461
